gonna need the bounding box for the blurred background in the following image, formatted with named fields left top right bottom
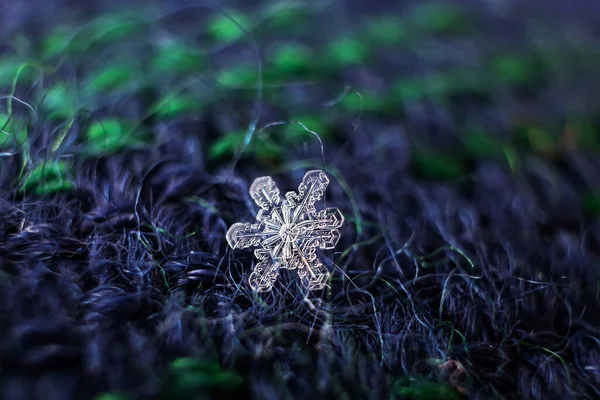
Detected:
left=2, top=0, right=600, bottom=192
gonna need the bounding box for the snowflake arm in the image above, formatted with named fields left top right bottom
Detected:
left=291, top=245, right=330, bottom=290
left=226, top=222, right=265, bottom=250
left=249, top=176, right=281, bottom=221
left=248, top=249, right=280, bottom=292
left=285, top=170, right=330, bottom=222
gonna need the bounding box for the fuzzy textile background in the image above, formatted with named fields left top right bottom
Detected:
left=1, top=1, right=600, bottom=400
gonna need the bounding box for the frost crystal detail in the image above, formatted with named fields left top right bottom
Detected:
left=226, top=170, right=344, bottom=292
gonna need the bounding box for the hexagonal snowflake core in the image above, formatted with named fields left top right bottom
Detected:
left=226, top=170, right=344, bottom=292
left=279, top=224, right=298, bottom=243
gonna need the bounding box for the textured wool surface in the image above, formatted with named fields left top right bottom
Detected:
left=1, top=1, right=600, bottom=400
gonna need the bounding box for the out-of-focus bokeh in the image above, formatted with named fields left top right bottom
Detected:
left=2, top=0, right=600, bottom=190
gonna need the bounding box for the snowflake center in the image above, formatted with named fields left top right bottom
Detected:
left=278, top=223, right=299, bottom=243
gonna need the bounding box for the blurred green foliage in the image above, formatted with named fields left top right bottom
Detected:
left=0, top=0, right=595, bottom=198
left=208, top=10, right=250, bottom=43
left=391, top=376, right=463, bottom=400
left=0, top=113, right=28, bottom=150
left=42, top=26, right=85, bottom=58
left=151, top=93, right=203, bottom=120
left=263, top=1, right=311, bottom=32
left=86, top=61, right=139, bottom=94
left=324, top=36, right=369, bottom=67
left=40, top=84, right=77, bottom=120
left=570, top=118, right=600, bottom=149
left=514, top=124, right=557, bottom=154
left=412, top=148, right=465, bottom=181
left=268, top=43, right=314, bottom=76
left=87, top=12, right=146, bottom=46
left=491, top=54, right=545, bottom=90
left=161, top=357, right=243, bottom=398
left=152, top=41, right=205, bottom=75
left=41, top=12, right=145, bottom=59
left=86, top=119, right=147, bottom=155
left=208, top=116, right=334, bottom=162
left=364, top=16, right=407, bottom=46
left=209, top=130, right=283, bottom=161
left=463, top=127, right=504, bottom=158
left=93, top=394, right=132, bottom=400
left=411, top=1, right=472, bottom=35
left=217, top=63, right=257, bottom=89
left=341, top=91, right=387, bottom=115
left=282, top=116, right=329, bottom=142
left=0, top=58, right=27, bottom=86
left=19, top=160, right=74, bottom=195
left=582, top=193, right=600, bottom=217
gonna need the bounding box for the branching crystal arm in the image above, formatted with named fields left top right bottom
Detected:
left=285, top=170, right=330, bottom=218
left=248, top=249, right=280, bottom=292
left=249, top=176, right=282, bottom=221
left=226, top=222, right=265, bottom=250
left=296, top=256, right=330, bottom=290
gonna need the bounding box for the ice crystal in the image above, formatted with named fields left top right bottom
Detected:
left=226, top=170, right=344, bottom=292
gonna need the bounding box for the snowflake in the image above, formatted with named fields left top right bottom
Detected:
left=226, top=170, right=344, bottom=292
